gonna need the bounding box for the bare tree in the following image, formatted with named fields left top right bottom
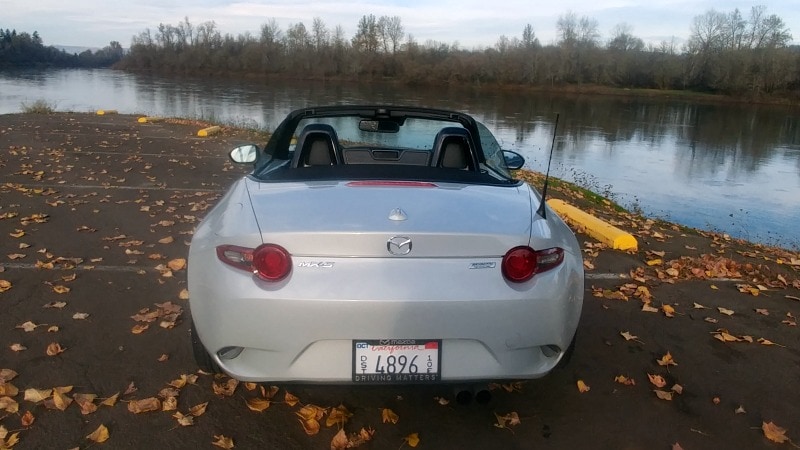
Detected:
left=578, top=16, right=600, bottom=47
left=352, top=14, right=380, bottom=53
left=312, top=17, right=329, bottom=51
left=688, top=9, right=726, bottom=54
left=608, top=23, right=643, bottom=52
left=260, top=19, right=282, bottom=46
left=557, top=11, right=578, bottom=47
left=383, top=16, right=404, bottom=53
left=723, top=9, right=747, bottom=49
left=746, top=6, right=792, bottom=49
left=285, top=22, right=310, bottom=53
left=522, top=24, right=539, bottom=49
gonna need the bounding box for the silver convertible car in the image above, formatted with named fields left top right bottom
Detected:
left=188, top=105, right=583, bottom=384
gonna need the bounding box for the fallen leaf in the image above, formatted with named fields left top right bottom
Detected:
left=620, top=331, right=641, bottom=342
left=24, top=388, right=52, bottom=403
left=100, top=392, right=119, bottom=407
left=671, top=384, right=684, bottom=394
left=246, top=397, right=271, bottom=412
left=127, top=397, right=161, bottom=414
left=762, top=421, right=789, bottom=444
left=642, top=304, right=659, bottom=313
left=648, top=374, right=667, bottom=388
left=0, top=396, right=20, bottom=413
left=212, top=435, right=235, bottom=449
left=131, top=323, right=149, bottom=334
left=382, top=408, right=399, bottom=424
left=46, top=342, right=65, bottom=356
left=713, top=330, right=741, bottom=342
left=297, top=404, right=326, bottom=422
left=261, top=385, right=279, bottom=399
left=331, top=429, right=349, bottom=450
left=0, top=383, right=18, bottom=397
left=0, top=369, right=17, bottom=383
left=0, top=280, right=11, bottom=292
left=712, top=397, right=721, bottom=405
left=284, top=391, right=299, bottom=407
left=167, top=258, right=186, bottom=271
left=21, top=410, right=35, bottom=426
left=614, top=375, right=635, bottom=386
left=298, top=417, right=321, bottom=435
left=758, top=338, right=781, bottom=346
left=161, top=396, right=178, bottom=411
left=654, top=390, right=673, bottom=401
left=577, top=380, right=590, bottom=393
left=9, top=343, right=26, bottom=352
left=693, top=303, right=707, bottom=309
left=403, top=432, right=420, bottom=448
left=326, top=404, right=352, bottom=427
left=212, top=378, right=238, bottom=397
left=72, top=312, right=90, bottom=320
left=86, top=424, right=110, bottom=443
left=755, top=308, right=769, bottom=316
left=50, top=388, right=73, bottom=411
left=52, top=285, right=70, bottom=294
left=657, top=352, right=677, bottom=367
left=662, top=304, right=676, bottom=317
left=735, top=405, right=746, bottom=414
left=16, top=321, right=42, bottom=332
left=74, top=393, right=98, bottom=415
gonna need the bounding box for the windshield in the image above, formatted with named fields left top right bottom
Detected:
left=252, top=106, right=518, bottom=186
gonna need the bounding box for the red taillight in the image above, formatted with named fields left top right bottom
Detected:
left=502, top=246, right=564, bottom=283
left=216, top=244, right=292, bottom=281
left=251, top=244, right=292, bottom=281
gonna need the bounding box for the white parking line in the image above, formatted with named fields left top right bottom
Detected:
left=1, top=262, right=157, bottom=273
left=2, top=182, right=224, bottom=193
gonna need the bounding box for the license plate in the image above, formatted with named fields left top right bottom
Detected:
left=352, top=339, right=441, bottom=383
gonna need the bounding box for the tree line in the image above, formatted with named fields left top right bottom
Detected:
left=117, top=6, right=797, bottom=98
left=0, top=28, right=124, bottom=69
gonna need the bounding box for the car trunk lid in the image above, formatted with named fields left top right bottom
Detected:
left=246, top=178, right=533, bottom=258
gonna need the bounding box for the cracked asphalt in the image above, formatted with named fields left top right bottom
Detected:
left=1, top=112, right=799, bottom=449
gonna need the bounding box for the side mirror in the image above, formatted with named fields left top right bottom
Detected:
left=502, top=150, right=525, bottom=170
left=229, top=144, right=259, bottom=164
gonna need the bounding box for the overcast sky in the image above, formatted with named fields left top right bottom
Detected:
left=3, top=0, right=798, bottom=50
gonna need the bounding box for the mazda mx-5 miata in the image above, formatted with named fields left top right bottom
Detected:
left=188, top=105, right=583, bottom=383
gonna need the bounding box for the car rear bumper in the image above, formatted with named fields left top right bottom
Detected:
left=189, top=255, right=583, bottom=383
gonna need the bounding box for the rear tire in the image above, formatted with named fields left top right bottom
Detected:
left=189, top=321, right=220, bottom=373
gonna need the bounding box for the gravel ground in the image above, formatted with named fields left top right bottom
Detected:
left=1, top=112, right=799, bottom=449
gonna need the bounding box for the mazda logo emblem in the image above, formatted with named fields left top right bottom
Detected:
left=387, top=236, right=412, bottom=255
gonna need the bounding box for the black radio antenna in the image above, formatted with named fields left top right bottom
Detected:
left=536, top=113, right=559, bottom=219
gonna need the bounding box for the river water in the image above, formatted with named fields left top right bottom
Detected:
left=1, top=68, right=799, bottom=249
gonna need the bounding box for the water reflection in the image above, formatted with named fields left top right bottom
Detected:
left=1, top=68, right=798, bottom=247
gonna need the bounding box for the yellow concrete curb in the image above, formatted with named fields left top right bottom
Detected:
left=137, top=116, right=164, bottom=123
left=547, top=199, right=638, bottom=251
left=197, top=126, right=221, bottom=137
left=96, top=109, right=118, bottom=115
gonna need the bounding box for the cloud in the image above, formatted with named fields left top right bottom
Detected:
left=2, top=0, right=797, bottom=48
